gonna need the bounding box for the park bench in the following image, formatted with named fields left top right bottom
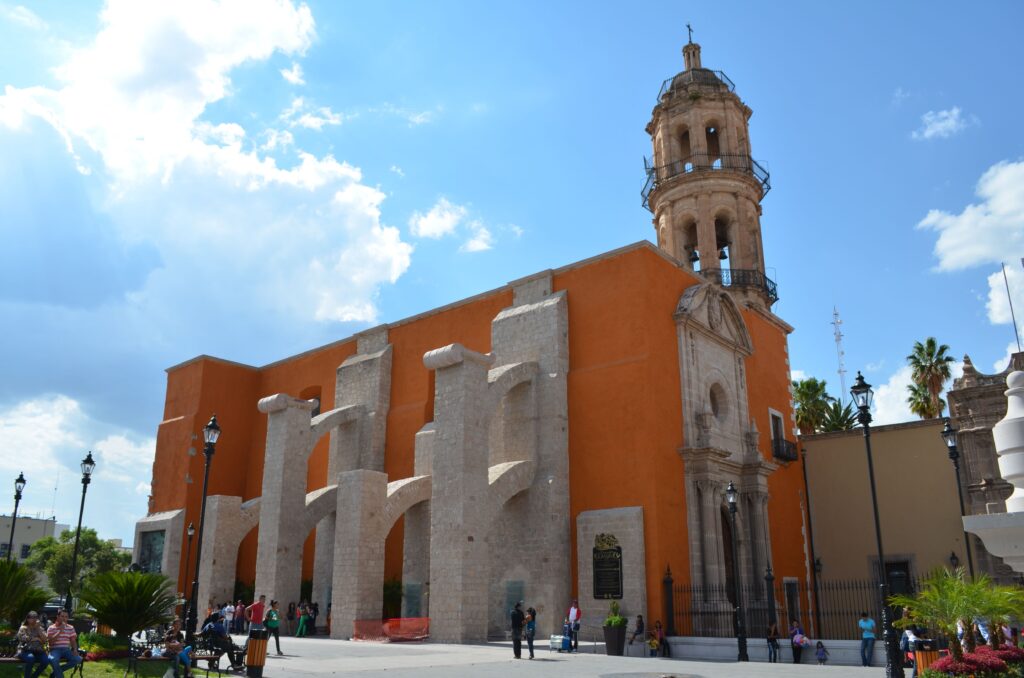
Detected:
left=124, top=635, right=229, bottom=678
left=0, top=636, right=85, bottom=677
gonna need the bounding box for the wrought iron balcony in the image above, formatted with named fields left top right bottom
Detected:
left=658, top=69, right=736, bottom=101
left=641, top=153, right=770, bottom=210
left=772, top=438, right=798, bottom=462
left=703, top=268, right=779, bottom=306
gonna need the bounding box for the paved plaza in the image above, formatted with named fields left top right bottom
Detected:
left=251, top=636, right=886, bottom=677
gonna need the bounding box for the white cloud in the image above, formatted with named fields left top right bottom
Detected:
left=986, top=265, right=1024, bottom=326
left=0, top=394, right=156, bottom=538
left=911, top=107, right=971, bottom=140
left=460, top=220, right=493, bottom=252
left=280, top=61, right=305, bottom=85
left=0, top=0, right=412, bottom=328
left=789, top=369, right=807, bottom=381
left=871, top=365, right=915, bottom=425
left=891, top=87, right=910, bottom=107
left=280, top=96, right=344, bottom=130
left=370, top=103, right=436, bottom=127
left=409, top=197, right=467, bottom=238
left=866, top=360, right=885, bottom=372
left=2, top=4, right=47, bottom=30
left=994, top=342, right=1019, bottom=373
left=918, top=161, right=1024, bottom=272
left=389, top=165, right=404, bottom=177
left=260, top=128, right=293, bottom=151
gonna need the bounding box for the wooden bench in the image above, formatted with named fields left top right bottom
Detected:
left=0, top=637, right=85, bottom=677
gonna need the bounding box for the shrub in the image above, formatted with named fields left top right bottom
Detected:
left=78, top=571, right=176, bottom=639
left=603, top=601, right=627, bottom=628
left=928, top=650, right=1008, bottom=675
left=0, top=560, right=50, bottom=627
left=977, top=644, right=1024, bottom=664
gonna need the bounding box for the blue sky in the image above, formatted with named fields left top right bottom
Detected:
left=1, top=1, right=1022, bottom=547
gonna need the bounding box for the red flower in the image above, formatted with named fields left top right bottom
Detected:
left=930, top=651, right=1008, bottom=675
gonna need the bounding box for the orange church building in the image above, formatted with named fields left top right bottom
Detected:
left=134, top=40, right=810, bottom=644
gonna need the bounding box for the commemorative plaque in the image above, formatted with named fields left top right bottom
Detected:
left=592, top=533, right=623, bottom=599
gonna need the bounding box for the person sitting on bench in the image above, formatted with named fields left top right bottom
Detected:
left=201, top=613, right=245, bottom=671
left=16, top=611, right=49, bottom=678
left=163, top=617, right=193, bottom=677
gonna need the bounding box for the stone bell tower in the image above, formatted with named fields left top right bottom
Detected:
left=643, top=37, right=776, bottom=309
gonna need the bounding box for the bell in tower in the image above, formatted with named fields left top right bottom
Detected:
left=642, top=35, right=777, bottom=309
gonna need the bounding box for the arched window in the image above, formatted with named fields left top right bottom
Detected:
left=714, top=214, right=732, bottom=263
left=705, top=122, right=722, bottom=167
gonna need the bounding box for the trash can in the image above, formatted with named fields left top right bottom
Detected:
left=245, top=627, right=269, bottom=677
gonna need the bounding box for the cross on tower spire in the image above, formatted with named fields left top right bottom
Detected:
left=686, top=23, right=693, bottom=44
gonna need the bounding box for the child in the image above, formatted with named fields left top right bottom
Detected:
left=647, top=631, right=659, bottom=657
left=815, top=640, right=830, bottom=665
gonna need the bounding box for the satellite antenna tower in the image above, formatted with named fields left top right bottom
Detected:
left=51, top=471, right=59, bottom=519
left=832, top=307, right=848, bottom=404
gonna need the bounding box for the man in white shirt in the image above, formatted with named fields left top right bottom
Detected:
left=223, top=602, right=234, bottom=630
left=566, top=599, right=582, bottom=652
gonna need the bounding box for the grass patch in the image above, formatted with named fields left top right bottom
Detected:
left=0, top=659, right=181, bottom=676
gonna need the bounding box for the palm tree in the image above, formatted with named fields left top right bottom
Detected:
left=906, top=382, right=944, bottom=419
left=78, top=571, right=177, bottom=640
left=0, top=559, right=50, bottom=627
left=820, top=400, right=858, bottom=432
left=907, top=338, right=955, bottom=418
left=792, top=377, right=834, bottom=434
left=890, top=568, right=976, bottom=661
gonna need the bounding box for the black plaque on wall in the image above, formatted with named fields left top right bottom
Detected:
left=592, top=533, right=623, bottom=599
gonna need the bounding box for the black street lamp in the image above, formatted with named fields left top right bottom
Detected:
left=764, top=566, right=777, bottom=633
left=851, top=372, right=904, bottom=678
left=6, top=473, right=26, bottom=562
left=725, top=481, right=749, bottom=662
left=941, top=418, right=976, bottom=578
left=182, top=522, right=195, bottom=622
left=65, top=452, right=96, bottom=615
left=186, top=415, right=220, bottom=643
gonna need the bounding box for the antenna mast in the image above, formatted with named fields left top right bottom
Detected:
left=832, top=307, right=848, bottom=404
left=51, top=471, right=59, bottom=519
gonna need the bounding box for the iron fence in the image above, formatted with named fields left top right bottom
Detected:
left=642, top=153, right=771, bottom=210
left=673, top=577, right=921, bottom=641
left=701, top=268, right=780, bottom=306
left=658, top=69, right=736, bottom=100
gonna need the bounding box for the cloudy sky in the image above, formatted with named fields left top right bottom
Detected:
left=1, top=1, right=1022, bottom=546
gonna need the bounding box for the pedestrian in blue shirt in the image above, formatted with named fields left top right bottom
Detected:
left=858, top=611, right=877, bottom=667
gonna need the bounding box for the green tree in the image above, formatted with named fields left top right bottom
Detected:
left=907, top=337, right=955, bottom=418
left=907, top=381, right=944, bottom=419
left=23, top=527, right=131, bottom=595
left=819, top=400, right=858, bottom=432
left=78, top=571, right=176, bottom=640
left=792, top=377, right=834, bottom=434
left=0, top=559, right=50, bottom=626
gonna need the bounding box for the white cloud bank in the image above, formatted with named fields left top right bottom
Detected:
left=911, top=107, right=971, bottom=140
left=0, top=0, right=412, bottom=324
left=280, top=61, right=304, bottom=85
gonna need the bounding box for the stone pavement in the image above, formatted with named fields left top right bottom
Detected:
left=248, top=636, right=887, bottom=677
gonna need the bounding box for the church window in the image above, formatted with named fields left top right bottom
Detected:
left=679, top=129, right=692, bottom=170
left=709, top=383, right=728, bottom=421
left=705, top=124, right=721, bottom=167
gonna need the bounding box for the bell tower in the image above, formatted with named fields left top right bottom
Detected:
left=643, top=37, right=777, bottom=309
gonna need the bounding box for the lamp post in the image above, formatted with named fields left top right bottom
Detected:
left=941, top=418, right=976, bottom=578
left=850, top=372, right=904, bottom=678
left=6, top=473, right=25, bottom=562
left=182, top=522, right=195, bottom=621
left=725, top=481, right=749, bottom=662
left=764, top=566, right=777, bottom=633
left=186, top=415, right=220, bottom=643
left=65, top=453, right=96, bottom=615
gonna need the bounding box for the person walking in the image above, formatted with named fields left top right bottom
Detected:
left=524, top=606, right=537, bottom=659
left=265, top=600, right=283, bottom=655
left=789, top=619, right=805, bottom=664
left=858, top=611, right=877, bottom=667
left=510, top=601, right=525, bottom=659
left=566, top=599, right=582, bottom=652
left=766, top=619, right=780, bottom=663
left=296, top=603, right=309, bottom=638
left=16, top=611, right=49, bottom=678
left=223, top=601, right=234, bottom=633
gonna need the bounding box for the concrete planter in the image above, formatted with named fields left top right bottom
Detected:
left=603, top=625, right=626, bottom=656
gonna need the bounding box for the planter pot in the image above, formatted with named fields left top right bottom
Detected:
left=603, top=625, right=627, bottom=656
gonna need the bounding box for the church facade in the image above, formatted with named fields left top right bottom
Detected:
left=133, top=40, right=810, bottom=642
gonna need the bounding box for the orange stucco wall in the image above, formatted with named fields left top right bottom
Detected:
left=148, top=242, right=803, bottom=623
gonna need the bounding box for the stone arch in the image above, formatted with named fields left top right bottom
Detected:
left=704, top=117, right=723, bottom=165
left=382, top=475, right=432, bottom=533
left=673, top=212, right=699, bottom=267
left=197, top=495, right=261, bottom=608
